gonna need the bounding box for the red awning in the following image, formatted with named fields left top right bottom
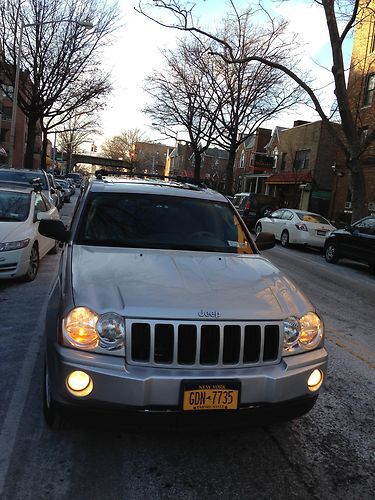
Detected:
left=265, top=171, right=313, bottom=185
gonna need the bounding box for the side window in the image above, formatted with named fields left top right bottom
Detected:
left=282, top=210, right=294, bottom=220
left=238, top=196, right=248, bottom=210
left=353, top=218, right=375, bottom=235
left=41, top=193, right=52, bottom=210
left=271, top=210, right=284, bottom=219
left=35, top=193, right=48, bottom=213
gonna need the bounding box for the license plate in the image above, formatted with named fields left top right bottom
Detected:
left=182, top=380, right=240, bottom=411
left=316, top=230, right=327, bottom=236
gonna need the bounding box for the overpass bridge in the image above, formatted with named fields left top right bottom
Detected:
left=70, top=153, right=133, bottom=170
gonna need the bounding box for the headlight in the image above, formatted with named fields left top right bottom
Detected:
left=283, top=312, right=323, bottom=354
left=63, top=307, right=99, bottom=349
left=96, top=312, right=125, bottom=350
left=0, top=239, right=30, bottom=252
left=283, top=317, right=300, bottom=351
left=299, top=312, right=323, bottom=349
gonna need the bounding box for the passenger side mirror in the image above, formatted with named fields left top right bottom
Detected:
left=255, top=232, right=276, bottom=251
left=38, top=219, right=70, bottom=242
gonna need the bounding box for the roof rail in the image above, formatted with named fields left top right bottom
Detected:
left=94, top=169, right=209, bottom=188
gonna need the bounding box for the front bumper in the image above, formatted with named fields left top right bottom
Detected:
left=48, top=344, right=328, bottom=411
left=0, top=247, right=29, bottom=279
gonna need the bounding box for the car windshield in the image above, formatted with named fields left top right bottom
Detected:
left=0, top=170, right=48, bottom=190
left=296, top=212, right=330, bottom=224
left=0, top=190, right=31, bottom=221
left=76, top=193, right=254, bottom=254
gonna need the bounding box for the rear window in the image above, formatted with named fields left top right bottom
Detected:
left=76, top=193, right=254, bottom=254
left=296, top=212, right=330, bottom=224
left=0, top=190, right=31, bottom=221
left=0, top=170, right=48, bottom=190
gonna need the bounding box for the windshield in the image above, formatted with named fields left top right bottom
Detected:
left=296, top=212, right=330, bottom=224
left=76, top=193, right=254, bottom=254
left=0, top=170, right=48, bottom=190
left=0, top=190, right=31, bottom=221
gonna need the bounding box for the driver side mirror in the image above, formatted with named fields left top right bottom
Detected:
left=255, top=232, right=275, bottom=251
left=38, top=219, right=70, bottom=242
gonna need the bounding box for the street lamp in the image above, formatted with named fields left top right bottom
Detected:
left=8, top=18, right=93, bottom=168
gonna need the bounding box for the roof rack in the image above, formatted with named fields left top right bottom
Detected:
left=94, top=170, right=209, bottom=189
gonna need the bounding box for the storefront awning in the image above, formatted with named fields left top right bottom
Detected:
left=265, top=171, right=313, bottom=185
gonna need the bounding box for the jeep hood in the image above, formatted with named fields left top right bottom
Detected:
left=70, top=246, right=312, bottom=320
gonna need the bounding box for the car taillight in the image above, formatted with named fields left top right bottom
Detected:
left=295, top=223, right=308, bottom=231
left=245, top=200, right=251, bottom=210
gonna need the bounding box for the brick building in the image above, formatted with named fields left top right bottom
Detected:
left=233, top=128, right=274, bottom=194
left=133, top=141, right=170, bottom=176
left=265, top=121, right=345, bottom=218
left=333, top=0, right=375, bottom=219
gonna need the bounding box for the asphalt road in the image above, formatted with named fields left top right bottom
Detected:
left=0, top=198, right=374, bottom=500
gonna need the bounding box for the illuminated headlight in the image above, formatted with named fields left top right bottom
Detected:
left=0, top=239, right=30, bottom=252
left=299, top=312, right=324, bottom=349
left=97, top=312, right=125, bottom=350
left=283, top=312, right=324, bottom=354
left=62, top=307, right=125, bottom=352
left=63, top=307, right=99, bottom=349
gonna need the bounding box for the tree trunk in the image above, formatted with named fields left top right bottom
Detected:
left=24, top=114, right=38, bottom=170
left=41, top=128, right=48, bottom=171
left=194, top=151, right=202, bottom=182
left=349, top=158, right=367, bottom=223
left=224, top=148, right=236, bottom=195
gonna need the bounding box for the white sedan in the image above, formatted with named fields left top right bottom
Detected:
left=0, top=183, right=59, bottom=281
left=255, top=209, right=335, bottom=248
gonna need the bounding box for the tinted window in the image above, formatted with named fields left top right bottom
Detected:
left=0, top=170, right=48, bottom=190
left=76, top=193, right=254, bottom=254
left=0, top=190, right=31, bottom=221
left=233, top=194, right=246, bottom=208
left=296, top=212, right=330, bottom=224
left=353, top=218, right=375, bottom=235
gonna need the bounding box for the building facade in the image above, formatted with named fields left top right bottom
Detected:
left=265, top=121, right=345, bottom=218
left=334, top=1, right=375, bottom=219
left=133, top=142, right=170, bottom=176
left=233, top=128, right=274, bottom=194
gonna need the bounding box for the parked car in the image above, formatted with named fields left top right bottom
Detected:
left=65, top=172, right=83, bottom=188
left=0, top=168, right=57, bottom=209
left=0, top=182, right=59, bottom=281
left=232, top=192, right=279, bottom=229
left=324, top=215, right=375, bottom=270
left=47, top=173, right=63, bottom=210
left=255, top=209, right=336, bottom=248
left=39, top=174, right=327, bottom=428
left=55, top=179, right=71, bottom=203
left=65, top=178, right=76, bottom=195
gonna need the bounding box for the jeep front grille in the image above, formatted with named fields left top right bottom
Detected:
left=128, top=321, right=282, bottom=368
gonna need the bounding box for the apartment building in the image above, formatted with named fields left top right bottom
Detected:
left=336, top=1, right=375, bottom=217
left=265, top=121, right=345, bottom=218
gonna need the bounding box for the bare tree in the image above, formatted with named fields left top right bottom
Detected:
left=0, top=0, right=119, bottom=169
left=101, top=129, right=148, bottom=165
left=144, top=38, right=222, bottom=181
left=136, top=0, right=375, bottom=221
left=140, top=5, right=305, bottom=193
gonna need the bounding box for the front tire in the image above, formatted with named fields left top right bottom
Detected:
left=43, top=361, right=69, bottom=430
left=325, top=242, right=339, bottom=263
left=23, top=243, right=39, bottom=281
left=280, top=230, right=289, bottom=248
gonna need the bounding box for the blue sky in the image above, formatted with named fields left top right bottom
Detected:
left=92, top=0, right=354, bottom=148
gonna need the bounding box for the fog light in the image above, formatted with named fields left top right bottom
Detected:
left=308, top=369, right=323, bottom=392
left=66, top=370, right=93, bottom=397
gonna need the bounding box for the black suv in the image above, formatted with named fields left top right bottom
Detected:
left=232, top=192, right=279, bottom=229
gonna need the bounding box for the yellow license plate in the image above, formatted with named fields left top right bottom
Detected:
left=183, top=384, right=239, bottom=411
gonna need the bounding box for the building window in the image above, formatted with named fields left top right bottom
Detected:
left=239, top=150, right=245, bottom=169
left=371, top=21, right=375, bottom=53
left=0, top=128, right=7, bottom=142
left=293, top=150, right=310, bottom=170
left=281, top=152, right=287, bottom=171
left=364, top=74, right=375, bottom=106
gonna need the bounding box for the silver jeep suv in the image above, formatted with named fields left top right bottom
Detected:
left=39, top=175, right=328, bottom=427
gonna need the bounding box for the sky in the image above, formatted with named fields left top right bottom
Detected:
left=91, top=0, right=353, bottom=151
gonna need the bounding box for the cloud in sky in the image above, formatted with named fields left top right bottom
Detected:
left=94, top=0, right=353, bottom=148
